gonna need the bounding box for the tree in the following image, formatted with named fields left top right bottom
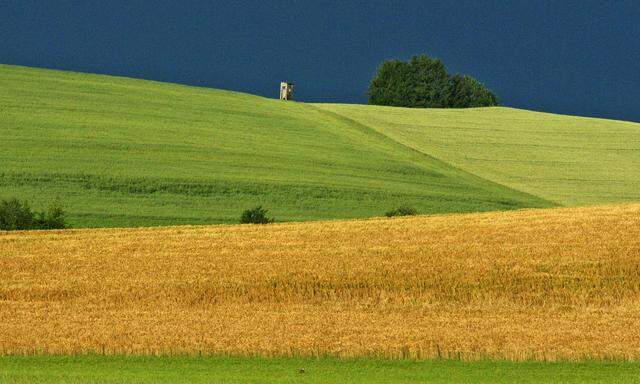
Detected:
left=448, top=75, right=498, bottom=108
left=367, top=60, right=413, bottom=107
left=408, top=55, right=450, bottom=108
left=367, top=55, right=498, bottom=109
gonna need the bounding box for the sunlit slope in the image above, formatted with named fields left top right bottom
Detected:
left=316, top=104, right=640, bottom=206
left=2, top=203, right=639, bottom=359
left=0, top=65, right=550, bottom=227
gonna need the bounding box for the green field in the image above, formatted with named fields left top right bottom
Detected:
left=1, top=356, right=639, bottom=384
left=317, top=104, right=640, bottom=206
left=1, top=64, right=633, bottom=227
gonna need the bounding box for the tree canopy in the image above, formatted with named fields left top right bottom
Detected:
left=367, top=55, right=498, bottom=108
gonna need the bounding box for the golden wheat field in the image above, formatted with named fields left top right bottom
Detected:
left=1, top=203, right=640, bottom=360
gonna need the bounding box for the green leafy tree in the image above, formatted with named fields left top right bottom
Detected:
left=367, top=60, right=413, bottom=107
left=448, top=75, right=498, bottom=108
left=368, top=54, right=498, bottom=109
left=408, top=55, right=450, bottom=108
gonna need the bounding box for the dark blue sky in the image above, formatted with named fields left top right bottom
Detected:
left=2, top=1, right=639, bottom=122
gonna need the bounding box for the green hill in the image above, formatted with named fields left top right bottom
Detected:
left=1, top=64, right=637, bottom=228
left=317, top=104, right=640, bottom=206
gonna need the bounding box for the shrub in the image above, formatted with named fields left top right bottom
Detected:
left=0, top=198, right=34, bottom=230
left=240, top=206, right=274, bottom=224
left=36, top=204, right=67, bottom=230
left=0, top=198, right=67, bottom=231
left=385, top=206, right=418, bottom=217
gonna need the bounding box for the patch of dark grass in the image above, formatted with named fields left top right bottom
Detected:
left=385, top=206, right=418, bottom=217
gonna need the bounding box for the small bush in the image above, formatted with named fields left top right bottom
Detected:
left=36, top=204, right=67, bottom=230
left=385, top=206, right=418, bottom=217
left=0, top=198, right=34, bottom=230
left=240, top=206, right=274, bottom=224
left=0, top=198, right=67, bottom=231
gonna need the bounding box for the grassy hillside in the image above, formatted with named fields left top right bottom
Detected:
left=2, top=203, right=639, bottom=360
left=0, top=65, right=551, bottom=228
left=2, top=65, right=639, bottom=228
left=317, top=104, right=640, bottom=206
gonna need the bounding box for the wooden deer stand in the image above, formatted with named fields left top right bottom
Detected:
left=280, top=82, right=294, bottom=101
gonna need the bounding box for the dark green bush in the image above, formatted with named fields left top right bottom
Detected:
left=240, top=206, right=274, bottom=224
left=0, top=198, right=34, bottom=230
left=0, top=198, right=67, bottom=231
left=385, top=206, right=418, bottom=217
left=368, top=54, right=498, bottom=108
left=36, top=204, right=67, bottom=229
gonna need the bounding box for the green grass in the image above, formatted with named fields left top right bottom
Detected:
left=316, top=104, right=640, bottom=206
left=1, top=356, right=638, bottom=384
left=2, top=64, right=638, bottom=228
left=0, top=64, right=552, bottom=227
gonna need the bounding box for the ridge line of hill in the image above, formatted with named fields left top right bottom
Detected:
left=0, top=63, right=258, bottom=98
left=307, top=104, right=559, bottom=208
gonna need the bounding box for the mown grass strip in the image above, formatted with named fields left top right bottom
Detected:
left=1, top=355, right=639, bottom=384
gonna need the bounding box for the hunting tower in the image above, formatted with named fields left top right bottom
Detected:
left=280, top=82, right=294, bottom=101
